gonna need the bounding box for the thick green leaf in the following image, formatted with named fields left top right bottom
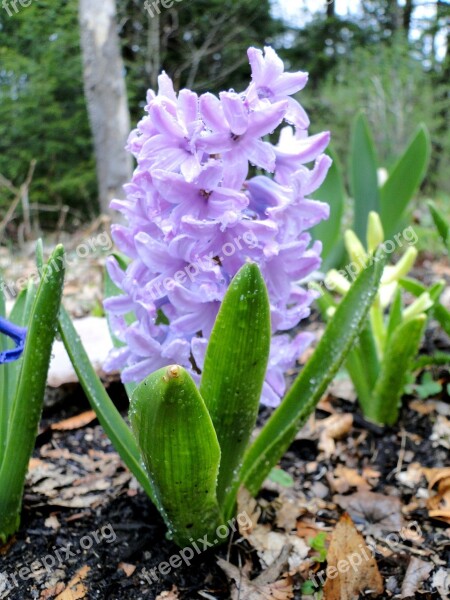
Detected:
left=130, top=365, right=223, bottom=546
left=367, top=315, right=426, bottom=426
left=312, top=147, right=345, bottom=267
left=428, top=200, right=450, bottom=251
left=380, top=125, right=431, bottom=238
left=350, top=113, right=380, bottom=241
left=200, top=263, right=270, bottom=506
left=232, top=250, right=385, bottom=513
left=0, top=246, right=65, bottom=542
left=57, top=305, right=155, bottom=501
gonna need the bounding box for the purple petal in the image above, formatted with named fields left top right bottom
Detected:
left=220, top=92, right=248, bottom=136
left=200, top=93, right=227, bottom=132
left=246, top=100, right=287, bottom=138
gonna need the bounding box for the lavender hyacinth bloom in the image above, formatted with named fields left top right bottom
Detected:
left=104, top=46, right=331, bottom=406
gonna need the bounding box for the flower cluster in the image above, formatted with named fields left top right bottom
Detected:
left=104, top=46, right=331, bottom=406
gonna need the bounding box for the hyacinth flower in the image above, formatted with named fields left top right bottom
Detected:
left=0, top=243, right=65, bottom=542
left=316, top=212, right=445, bottom=425
left=102, top=46, right=334, bottom=406
left=60, top=47, right=386, bottom=546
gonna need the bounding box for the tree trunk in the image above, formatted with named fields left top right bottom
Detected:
left=386, top=0, right=402, bottom=34
left=402, top=0, right=414, bottom=35
left=79, top=0, right=132, bottom=214
left=326, top=1, right=335, bottom=18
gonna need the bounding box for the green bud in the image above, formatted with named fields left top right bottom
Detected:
left=403, top=292, right=433, bottom=323
left=367, top=212, right=385, bottom=254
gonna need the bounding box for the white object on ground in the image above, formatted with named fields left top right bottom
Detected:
left=48, top=317, right=114, bottom=387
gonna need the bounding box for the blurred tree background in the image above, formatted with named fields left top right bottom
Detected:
left=0, top=0, right=448, bottom=232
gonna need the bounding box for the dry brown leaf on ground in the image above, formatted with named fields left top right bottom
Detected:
left=431, top=415, right=450, bottom=449
left=274, top=495, right=303, bottom=531
left=296, top=519, right=329, bottom=542
left=218, top=546, right=293, bottom=600
left=237, top=486, right=261, bottom=535
left=396, top=462, right=425, bottom=488
left=26, top=444, right=130, bottom=509
left=327, top=465, right=373, bottom=494
left=156, top=586, right=180, bottom=599
left=44, top=515, right=61, bottom=531
left=323, top=513, right=383, bottom=600
left=54, top=565, right=90, bottom=600
left=423, top=467, right=450, bottom=524
left=237, top=488, right=309, bottom=572
left=317, top=414, right=353, bottom=457
left=333, top=490, right=404, bottom=535
left=400, top=557, right=434, bottom=598
left=39, top=583, right=66, bottom=599
left=50, top=411, right=97, bottom=431
left=118, top=562, right=136, bottom=577
left=432, top=568, right=450, bottom=599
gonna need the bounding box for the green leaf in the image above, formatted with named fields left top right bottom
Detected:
left=309, top=531, right=328, bottom=562
left=57, top=305, right=155, bottom=502
left=350, top=113, right=380, bottom=241
left=0, top=246, right=65, bottom=542
left=412, top=372, right=442, bottom=399
left=234, top=250, right=385, bottom=505
left=366, top=315, right=426, bottom=425
left=130, top=365, right=223, bottom=546
left=268, top=467, right=294, bottom=488
left=200, top=263, right=270, bottom=507
left=413, top=352, right=450, bottom=370
left=346, top=341, right=374, bottom=414
left=386, top=288, right=403, bottom=342
left=400, top=278, right=450, bottom=337
left=357, top=322, right=380, bottom=389
left=301, top=580, right=317, bottom=595
left=380, top=125, right=431, bottom=238
left=0, top=281, right=37, bottom=457
left=312, top=147, right=345, bottom=267
left=428, top=200, right=450, bottom=251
